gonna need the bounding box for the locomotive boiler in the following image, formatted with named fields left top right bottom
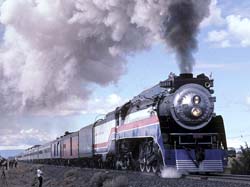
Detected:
left=17, top=73, right=227, bottom=173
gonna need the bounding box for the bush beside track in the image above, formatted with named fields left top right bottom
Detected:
left=231, top=144, right=250, bottom=175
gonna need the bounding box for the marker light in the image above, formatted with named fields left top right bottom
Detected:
left=193, top=95, right=201, bottom=104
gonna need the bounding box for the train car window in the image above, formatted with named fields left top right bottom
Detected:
left=57, top=143, right=59, bottom=156
left=62, top=143, right=65, bottom=156
left=70, top=137, right=73, bottom=156
left=54, top=144, right=56, bottom=156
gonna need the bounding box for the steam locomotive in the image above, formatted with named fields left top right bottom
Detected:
left=17, top=73, right=227, bottom=173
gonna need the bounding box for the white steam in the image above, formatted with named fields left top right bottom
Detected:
left=160, top=167, right=182, bottom=178
left=0, top=0, right=169, bottom=115
left=0, top=0, right=210, bottom=115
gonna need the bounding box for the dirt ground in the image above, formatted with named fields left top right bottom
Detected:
left=1, top=163, right=250, bottom=187
left=1, top=163, right=129, bottom=187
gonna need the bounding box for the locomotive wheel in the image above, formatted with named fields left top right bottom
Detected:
left=139, top=143, right=147, bottom=172
left=152, top=160, right=164, bottom=173
left=146, top=164, right=152, bottom=173
left=140, top=162, right=146, bottom=172
left=152, top=162, right=158, bottom=173
left=152, top=149, right=164, bottom=173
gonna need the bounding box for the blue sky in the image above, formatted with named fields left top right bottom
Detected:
left=0, top=0, right=250, bottom=150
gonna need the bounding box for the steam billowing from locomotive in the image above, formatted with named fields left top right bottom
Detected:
left=164, top=0, right=211, bottom=73
left=0, top=0, right=211, bottom=114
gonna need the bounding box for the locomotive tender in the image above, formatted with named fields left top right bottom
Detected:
left=18, top=73, right=227, bottom=173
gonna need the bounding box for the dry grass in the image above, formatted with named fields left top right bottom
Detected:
left=88, top=172, right=128, bottom=187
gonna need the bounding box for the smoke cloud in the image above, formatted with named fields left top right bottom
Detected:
left=164, top=0, right=211, bottom=73
left=0, top=0, right=210, bottom=115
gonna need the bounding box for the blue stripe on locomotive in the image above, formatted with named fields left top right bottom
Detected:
left=164, top=149, right=225, bottom=172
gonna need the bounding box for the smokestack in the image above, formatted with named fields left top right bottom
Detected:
left=180, top=73, right=193, bottom=78
left=163, top=0, right=211, bottom=73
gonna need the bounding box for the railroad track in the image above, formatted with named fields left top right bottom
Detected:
left=185, top=173, right=250, bottom=184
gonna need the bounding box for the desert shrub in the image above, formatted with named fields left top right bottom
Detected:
left=231, top=144, right=250, bottom=175
left=89, top=172, right=109, bottom=187
left=89, top=172, right=128, bottom=187
left=64, top=168, right=80, bottom=178
left=103, top=175, right=128, bottom=187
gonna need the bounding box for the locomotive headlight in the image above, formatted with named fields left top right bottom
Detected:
left=191, top=107, right=202, bottom=117
left=193, top=95, right=201, bottom=104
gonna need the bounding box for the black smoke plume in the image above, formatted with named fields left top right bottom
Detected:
left=164, top=0, right=211, bottom=73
